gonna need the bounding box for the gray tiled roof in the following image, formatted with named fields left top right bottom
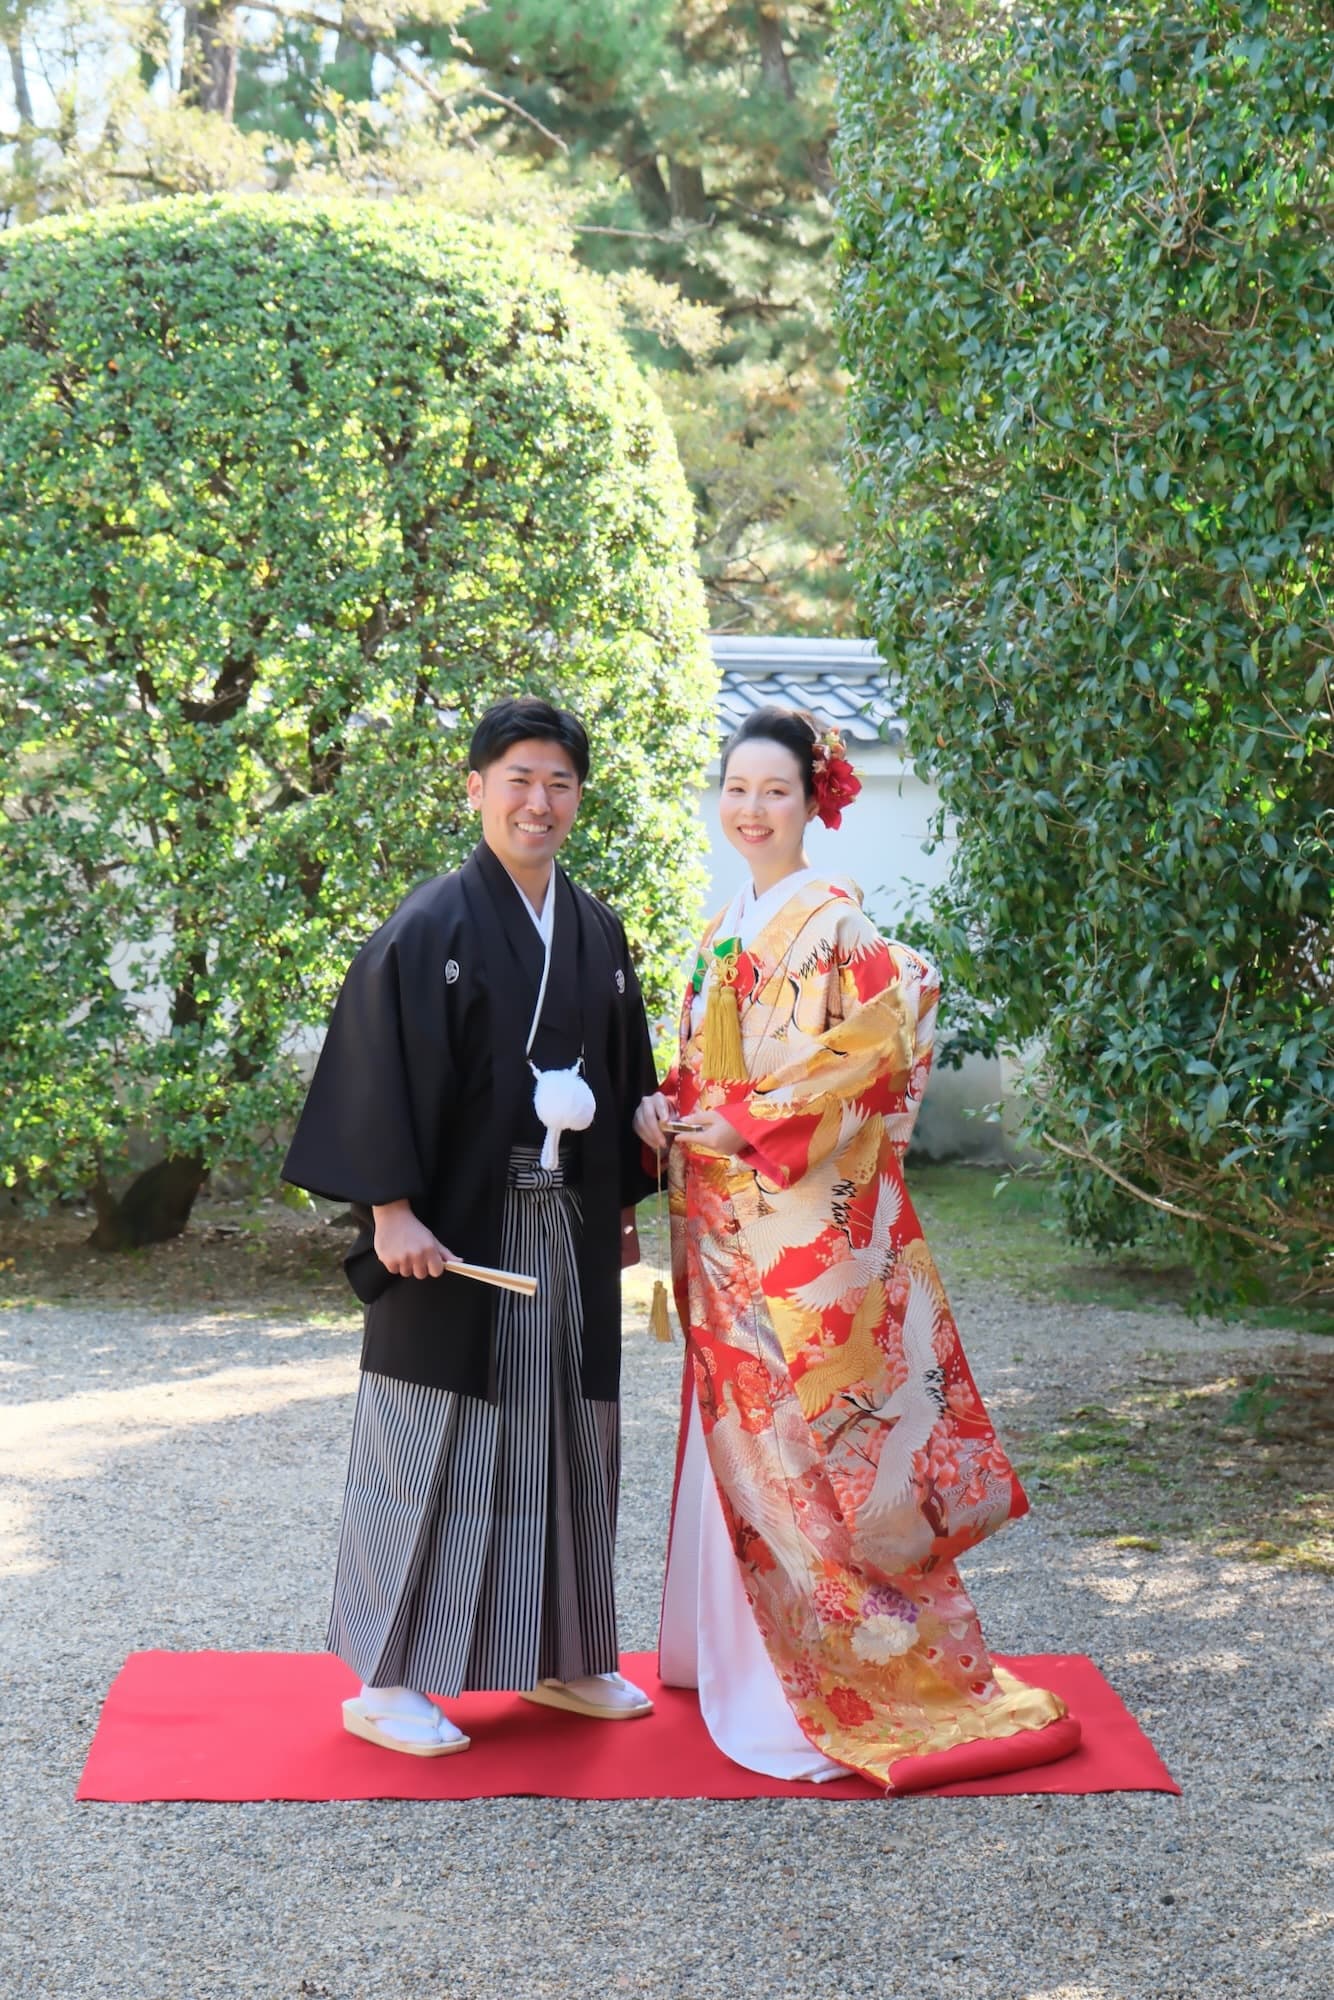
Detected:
left=709, top=636, right=905, bottom=746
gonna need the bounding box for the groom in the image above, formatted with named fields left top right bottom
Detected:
left=283, top=696, right=659, bottom=1754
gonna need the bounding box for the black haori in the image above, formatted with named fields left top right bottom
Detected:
left=282, top=841, right=658, bottom=1401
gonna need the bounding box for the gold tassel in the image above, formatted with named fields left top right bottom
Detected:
left=702, top=940, right=747, bottom=1084
left=649, top=1278, right=673, bottom=1343
left=648, top=1151, right=675, bottom=1342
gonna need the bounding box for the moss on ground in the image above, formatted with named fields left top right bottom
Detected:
left=1013, top=1357, right=1333, bottom=1576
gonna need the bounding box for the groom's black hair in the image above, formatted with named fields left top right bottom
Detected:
left=468, top=695, right=590, bottom=785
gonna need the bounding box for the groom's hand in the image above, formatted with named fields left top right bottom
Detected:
left=634, top=1091, right=676, bottom=1153
left=372, top=1200, right=458, bottom=1279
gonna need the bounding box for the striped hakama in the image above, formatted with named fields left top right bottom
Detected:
left=327, top=1148, right=621, bottom=1696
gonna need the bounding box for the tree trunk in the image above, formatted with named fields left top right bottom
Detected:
left=625, top=149, right=673, bottom=225
left=335, top=16, right=367, bottom=67
left=88, top=1154, right=208, bottom=1250
left=754, top=6, right=832, bottom=194
left=755, top=7, right=795, bottom=99
left=4, top=34, right=35, bottom=126
left=669, top=159, right=709, bottom=223
left=182, top=3, right=239, bottom=120
left=4, top=32, right=38, bottom=220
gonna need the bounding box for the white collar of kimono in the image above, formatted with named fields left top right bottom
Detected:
left=523, top=871, right=556, bottom=1057
left=518, top=867, right=556, bottom=948
left=724, top=865, right=825, bottom=950
left=515, top=865, right=596, bottom=1168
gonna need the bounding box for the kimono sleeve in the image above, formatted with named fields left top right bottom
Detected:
left=722, top=922, right=940, bottom=1189
left=281, top=913, right=442, bottom=1209
left=884, top=945, right=940, bottom=1159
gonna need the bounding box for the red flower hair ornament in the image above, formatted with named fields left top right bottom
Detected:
left=811, top=726, right=862, bottom=829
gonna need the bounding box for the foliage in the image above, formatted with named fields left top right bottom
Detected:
left=0, top=1, right=848, bottom=632
left=0, top=197, right=713, bottom=1231
left=838, top=1, right=1334, bottom=1303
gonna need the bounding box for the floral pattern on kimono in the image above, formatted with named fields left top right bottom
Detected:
left=668, top=876, right=1071, bottom=1789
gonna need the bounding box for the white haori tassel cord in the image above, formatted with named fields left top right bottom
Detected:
left=526, top=882, right=596, bottom=1171
left=531, top=1063, right=596, bottom=1170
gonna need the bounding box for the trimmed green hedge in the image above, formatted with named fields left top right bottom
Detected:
left=0, top=197, right=712, bottom=1226
left=838, top=3, right=1333, bottom=1302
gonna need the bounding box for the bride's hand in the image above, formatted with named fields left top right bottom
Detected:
left=634, top=1091, right=676, bottom=1153
left=683, top=1110, right=745, bottom=1156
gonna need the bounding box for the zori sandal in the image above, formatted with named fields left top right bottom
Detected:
left=342, top=1696, right=471, bottom=1757
left=520, top=1672, right=654, bottom=1720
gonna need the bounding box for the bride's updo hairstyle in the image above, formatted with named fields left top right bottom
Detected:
left=720, top=705, right=820, bottom=798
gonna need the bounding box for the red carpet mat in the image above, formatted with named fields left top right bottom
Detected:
left=76, top=1651, right=1177, bottom=1802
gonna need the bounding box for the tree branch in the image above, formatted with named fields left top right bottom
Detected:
left=1041, top=1132, right=1291, bottom=1255
left=278, top=6, right=568, bottom=154
left=576, top=221, right=711, bottom=243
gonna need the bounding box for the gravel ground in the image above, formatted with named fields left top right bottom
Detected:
left=1, top=1282, right=1329, bottom=2000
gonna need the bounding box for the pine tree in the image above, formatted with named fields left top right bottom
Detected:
left=451, top=1, right=848, bottom=629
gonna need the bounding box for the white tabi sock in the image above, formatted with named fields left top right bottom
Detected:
left=357, top=1683, right=467, bottom=1747
left=559, top=1672, right=650, bottom=1710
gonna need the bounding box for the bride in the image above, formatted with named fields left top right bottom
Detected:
left=634, top=706, right=1079, bottom=1791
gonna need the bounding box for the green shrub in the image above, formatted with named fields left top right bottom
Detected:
left=838, top=2, right=1333, bottom=1303
left=0, top=196, right=712, bottom=1243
